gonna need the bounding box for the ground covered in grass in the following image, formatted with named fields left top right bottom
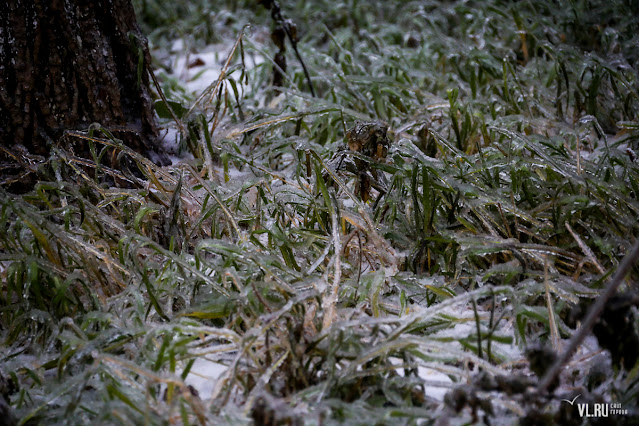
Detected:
left=1, top=0, right=639, bottom=424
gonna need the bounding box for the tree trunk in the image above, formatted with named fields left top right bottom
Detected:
left=0, top=0, right=162, bottom=162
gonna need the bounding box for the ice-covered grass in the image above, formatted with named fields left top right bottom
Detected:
left=1, top=0, right=638, bottom=424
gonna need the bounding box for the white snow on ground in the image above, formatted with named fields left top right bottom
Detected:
left=417, top=366, right=455, bottom=401
left=168, top=38, right=264, bottom=97
left=183, top=357, right=228, bottom=401
left=158, top=127, right=192, bottom=165
left=389, top=357, right=454, bottom=401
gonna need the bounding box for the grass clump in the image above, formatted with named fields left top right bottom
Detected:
left=1, top=0, right=639, bottom=424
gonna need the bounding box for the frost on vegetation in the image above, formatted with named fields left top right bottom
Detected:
left=2, top=0, right=639, bottom=424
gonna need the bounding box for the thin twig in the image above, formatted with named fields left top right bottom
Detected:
left=146, top=59, right=186, bottom=135
left=185, top=26, right=247, bottom=119
left=251, top=282, right=273, bottom=313
left=565, top=222, right=605, bottom=274
left=471, top=298, right=483, bottom=360
left=537, top=237, right=639, bottom=394
left=544, top=256, right=560, bottom=351
left=264, top=0, right=316, bottom=97
left=286, top=31, right=316, bottom=97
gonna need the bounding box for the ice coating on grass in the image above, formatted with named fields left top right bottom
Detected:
left=156, top=36, right=267, bottom=165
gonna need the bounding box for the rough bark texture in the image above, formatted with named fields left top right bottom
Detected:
left=0, top=0, right=160, bottom=159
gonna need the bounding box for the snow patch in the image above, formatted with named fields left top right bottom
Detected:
left=418, top=366, right=454, bottom=401
left=184, top=357, right=228, bottom=401
left=167, top=39, right=265, bottom=97
left=389, top=357, right=454, bottom=401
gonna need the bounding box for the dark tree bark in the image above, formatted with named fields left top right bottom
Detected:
left=0, top=0, right=162, bottom=161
